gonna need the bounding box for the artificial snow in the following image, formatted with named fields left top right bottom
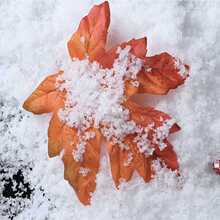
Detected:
left=58, top=47, right=145, bottom=156
left=79, top=167, right=91, bottom=177
left=1, top=0, right=220, bottom=219
left=174, top=57, right=189, bottom=78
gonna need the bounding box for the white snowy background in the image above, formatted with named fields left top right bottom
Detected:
left=0, top=0, right=220, bottom=219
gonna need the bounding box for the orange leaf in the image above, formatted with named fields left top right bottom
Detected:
left=54, top=124, right=102, bottom=205
left=107, top=140, right=134, bottom=187
left=48, top=111, right=65, bottom=157
left=138, top=52, right=189, bottom=95
left=22, top=1, right=189, bottom=206
left=23, top=72, right=65, bottom=114
left=100, top=37, right=147, bottom=69
left=67, top=1, right=110, bottom=62
left=107, top=134, right=153, bottom=187
left=124, top=80, right=139, bottom=97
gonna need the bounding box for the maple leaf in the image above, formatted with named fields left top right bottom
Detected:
left=23, top=1, right=189, bottom=205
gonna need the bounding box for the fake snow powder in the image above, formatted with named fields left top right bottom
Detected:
left=57, top=46, right=176, bottom=161
left=124, top=152, right=133, bottom=167
left=72, top=131, right=96, bottom=162
left=153, top=119, right=176, bottom=150
left=79, top=167, right=90, bottom=177
left=174, top=58, right=189, bottom=78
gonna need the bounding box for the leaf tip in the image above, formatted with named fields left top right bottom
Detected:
left=22, top=98, right=36, bottom=114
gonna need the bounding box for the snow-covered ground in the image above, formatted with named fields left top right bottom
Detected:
left=0, top=0, right=220, bottom=219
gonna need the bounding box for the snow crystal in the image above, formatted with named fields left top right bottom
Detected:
left=72, top=131, right=96, bottom=161
left=83, top=131, right=96, bottom=140
left=153, top=119, right=176, bottom=150
left=124, top=152, right=133, bottom=167
left=72, top=141, right=86, bottom=162
left=175, top=57, right=189, bottom=78
left=79, top=167, right=90, bottom=176
left=134, top=131, right=154, bottom=156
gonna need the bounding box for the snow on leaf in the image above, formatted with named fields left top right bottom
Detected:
left=49, top=112, right=102, bottom=205
left=99, top=37, right=147, bottom=97
left=154, top=139, right=179, bottom=171
left=107, top=100, right=180, bottom=187
left=107, top=134, right=153, bottom=187
left=138, top=52, right=189, bottom=95
left=62, top=127, right=101, bottom=205
left=23, top=1, right=189, bottom=206
left=100, top=37, right=147, bottom=69
left=124, top=99, right=180, bottom=135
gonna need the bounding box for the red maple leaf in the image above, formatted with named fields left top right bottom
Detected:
left=23, top=1, right=189, bottom=205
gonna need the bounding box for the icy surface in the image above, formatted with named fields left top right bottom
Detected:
left=0, top=0, right=220, bottom=219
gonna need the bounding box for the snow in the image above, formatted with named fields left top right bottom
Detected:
left=79, top=167, right=91, bottom=177
left=1, top=0, right=220, bottom=219
left=73, top=141, right=86, bottom=162
left=153, top=119, right=176, bottom=150
left=58, top=46, right=145, bottom=160
left=174, top=57, right=189, bottom=78
left=123, top=152, right=133, bottom=167
left=58, top=47, right=141, bottom=132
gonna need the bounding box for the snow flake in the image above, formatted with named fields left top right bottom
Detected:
left=124, top=152, right=133, bottom=166
left=153, top=119, right=176, bottom=150
left=174, top=58, right=189, bottom=78
left=72, top=141, right=86, bottom=162
left=79, top=167, right=90, bottom=176
left=134, top=130, right=154, bottom=156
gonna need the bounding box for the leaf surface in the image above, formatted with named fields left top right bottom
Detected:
left=67, top=1, right=110, bottom=62
left=23, top=72, right=65, bottom=114
left=138, top=52, right=189, bottom=95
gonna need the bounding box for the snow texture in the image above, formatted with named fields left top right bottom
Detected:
left=0, top=0, right=220, bottom=219
left=58, top=47, right=149, bottom=160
